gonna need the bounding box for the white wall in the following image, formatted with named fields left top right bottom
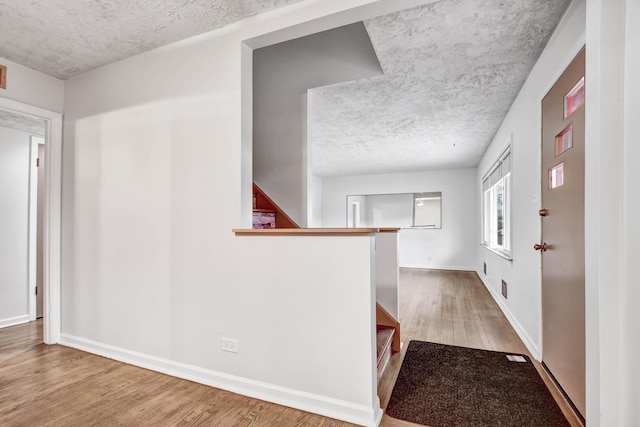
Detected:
left=415, top=197, right=441, bottom=228
left=308, top=174, right=323, bottom=227
left=323, top=168, right=477, bottom=270
left=346, top=195, right=367, bottom=228
left=375, top=232, right=399, bottom=319
left=621, top=1, right=640, bottom=423
left=365, top=193, right=413, bottom=228
left=0, top=126, right=32, bottom=327
left=584, top=0, right=639, bottom=425
left=253, top=23, right=382, bottom=227
left=59, top=1, right=447, bottom=425
left=475, top=0, right=585, bottom=360
left=0, top=57, right=64, bottom=113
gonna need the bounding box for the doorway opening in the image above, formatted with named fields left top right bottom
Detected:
left=0, top=97, right=62, bottom=344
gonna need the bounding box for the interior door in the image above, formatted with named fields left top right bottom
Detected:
left=36, top=143, right=45, bottom=318
left=539, top=47, right=585, bottom=417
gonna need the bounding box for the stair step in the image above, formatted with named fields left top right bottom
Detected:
left=252, top=210, right=276, bottom=229
left=376, top=327, right=394, bottom=364
left=376, top=326, right=394, bottom=381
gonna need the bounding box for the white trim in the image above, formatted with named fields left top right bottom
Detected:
left=374, top=406, right=383, bottom=426
left=399, top=265, right=476, bottom=272
left=28, top=139, right=39, bottom=321
left=59, top=334, right=379, bottom=427
left=0, top=315, right=30, bottom=329
left=27, top=137, right=45, bottom=321
left=0, top=97, right=62, bottom=345
left=476, top=270, right=541, bottom=360
left=479, top=244, right=513, bottom=262
left=43, top=110, right=62, bottom=344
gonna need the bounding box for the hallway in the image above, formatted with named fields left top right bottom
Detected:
left=0, top=269, right=579, bottom=426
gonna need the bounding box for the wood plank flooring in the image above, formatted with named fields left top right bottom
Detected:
left=0, top=269, right=579, bottom=426
left=0, top=324, right=356, bottom=426
left=377, top=269, right=582, bottom=427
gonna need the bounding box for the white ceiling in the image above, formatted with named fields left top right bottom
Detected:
left=0, top=0, right=302, bottom=79
left=309, top=0, right=571, bottom=177
left=0, top=0, right=570, bottom=177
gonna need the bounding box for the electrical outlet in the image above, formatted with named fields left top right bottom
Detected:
left=502, top=280, right=508, bottom=299
left=221, top=338, right=238, bottom=353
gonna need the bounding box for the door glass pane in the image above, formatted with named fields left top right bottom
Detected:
left=555, top=124, right=573, bottom=156
left=549, top=162, right=565, bottom=189
left=564, top=77, right=585, bottom=118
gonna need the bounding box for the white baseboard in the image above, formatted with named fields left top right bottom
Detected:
left=374, top=405, right=383, bottom=426
left=475, top=270, right=541, bottom=360
left=399, top=264, right=475, bottom=272
left=59, top=334, right=379, bottom=427
left=0, top=314, right=30, bottom=329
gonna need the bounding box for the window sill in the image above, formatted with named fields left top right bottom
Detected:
left=480, top=244, right=513, bottom=262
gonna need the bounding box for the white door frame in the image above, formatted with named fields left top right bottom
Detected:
left=28, top=136, right=45, bottom=321
left=0, top=97, right=62, bottom=344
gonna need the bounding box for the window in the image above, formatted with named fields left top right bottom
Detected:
left=482, top=148, right=511, bottom=256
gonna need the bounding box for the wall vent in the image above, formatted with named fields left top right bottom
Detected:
left=0, top=64, right=6, bottom=89
left=502, top=280, right=508, bottom=299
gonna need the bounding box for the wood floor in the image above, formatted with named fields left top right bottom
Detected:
left=0, top=269, right=579, bottom=426
left=377, top=269, right=581, bottom=427
left=0, top=321, right=353, bottom=427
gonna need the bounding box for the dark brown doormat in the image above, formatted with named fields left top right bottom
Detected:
left=386, top=341, right=570, bottom=427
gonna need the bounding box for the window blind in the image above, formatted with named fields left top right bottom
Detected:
left=482, top=147, right=511, bottom=191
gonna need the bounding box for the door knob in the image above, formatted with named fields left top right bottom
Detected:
left=534, top=243, right=548, bottom=251
left=539, top=209, right=548, bottom=217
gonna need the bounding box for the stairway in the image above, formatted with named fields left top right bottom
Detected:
left=252, top=183, right=299, bottom=229
left=376, top=326, right=395, bottom=381
left=376, top=303, right=400, bottom=381
left=252, top=183, right=400, bottom=381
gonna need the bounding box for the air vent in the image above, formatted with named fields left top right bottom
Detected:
left=502, top=280, right=508, bottom=299
left=0, top=64, right=6, bottom=89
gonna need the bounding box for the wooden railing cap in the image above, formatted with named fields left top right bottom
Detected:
left=233, top=228, right=399, bottom=236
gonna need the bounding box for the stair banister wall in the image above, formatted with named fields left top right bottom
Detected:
left=232, top=229, right=383, bottom=425
left=375, top=230, right=400, bottom=320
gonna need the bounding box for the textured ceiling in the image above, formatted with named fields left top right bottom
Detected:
left=0, top=0, right=302, bottom=79
left=0, top=0, right=571, bottom=177
left=309, top=0, right=571, bottom=177
left=0, top=109, right=45, bottom=136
